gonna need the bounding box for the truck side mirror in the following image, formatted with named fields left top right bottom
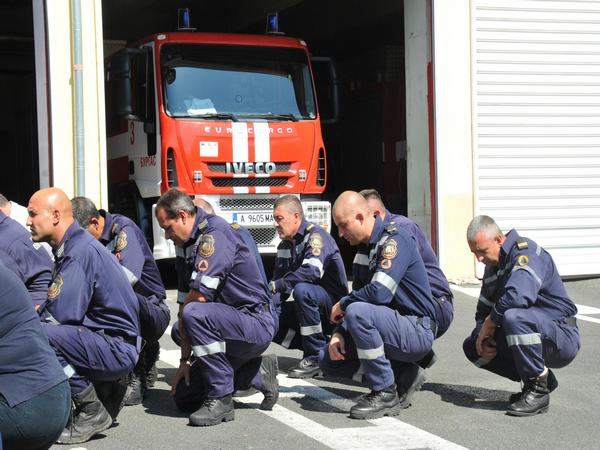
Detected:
left=311, top=56, right=340, bottom=125
left=106, top=48, right=146, bottom=121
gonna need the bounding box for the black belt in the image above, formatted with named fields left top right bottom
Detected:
left=417, top=317, right=437, bottom=336
left=565, top=316, right=577, bottom=327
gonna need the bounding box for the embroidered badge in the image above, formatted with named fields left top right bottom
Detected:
left=517, top=255, right=529, bottom=266
left=115, top=230, right=128, bottom=252
left=198, top=234, right=215, bottom=258
left=381, top=238, right=398, bottom=260
left=197, top=259, right=209, bottom=272
left=309, top=233, right=323, bottom=256
left=380, top=258, right=392, bottom=270
left=48, top=275, right=64, bottom=300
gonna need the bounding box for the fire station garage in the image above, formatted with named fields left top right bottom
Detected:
left=7, top=0, right=600, bottom=279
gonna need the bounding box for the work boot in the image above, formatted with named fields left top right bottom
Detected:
left=144, top=342, right=160, bottom=388
left=287, top=356, right=320, bottom=379
left=416, top=350, right=437, bottom=369
left=94, top=378, right=128, bottom=421
left=349, top=384, right=401, bottom=420
left=57, top=384, right=113, bottom=445
left=189, top=395, right=235, bottom=426
left=395, top=362, right=426, bottom=409
left=509, top=369, right=557, bottom=403
left=122, top=370, right=146, bottom=406
left=506, top=371, right=551, bottom=417
left=258, top=354, right=279, bottom=410
left=233, top=387, right=259, bottom=397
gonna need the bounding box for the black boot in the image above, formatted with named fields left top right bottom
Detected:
left=349, top=384, right=401, bottom=420
left=509, top=369, right=557, bottom=403
left=144, top=341, right=160, bottom=388
left=57, top=384, right=113, bottom=444
left=258, top=354, right=279, bottom=410
left=287, top=356, right=320, bottom=379
left=506, top=371, right=551, bottom=417
left=396, top=363, right=426, bottom=409
left=122, top=370, right=146, bottom=406
left=189, top=395, right=235, bottom=426
left=416, top=350, right=437, bottom=369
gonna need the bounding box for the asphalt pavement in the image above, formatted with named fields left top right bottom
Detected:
left=52, top=276, right=600, bottom=450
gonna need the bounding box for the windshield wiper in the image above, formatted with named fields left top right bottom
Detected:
left=241, top=113, right=299, bottom=122
left=186, top=112, right=239, bottom=121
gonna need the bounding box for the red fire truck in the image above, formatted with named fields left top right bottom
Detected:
left=105, top=16, right=333, bottom=259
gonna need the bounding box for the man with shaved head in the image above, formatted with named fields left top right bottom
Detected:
left=319, top=191, right=437, bottom=419
left=270, top=195, right=347, bottom=378
left=27, top=188, right=141, bottom=444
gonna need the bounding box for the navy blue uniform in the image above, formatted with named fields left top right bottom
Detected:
left=463, top=230, right=580, bottom=381
left=272, top=220, right=348, bottom=358
left=0, top=264, right=71, bottom=449
left=99, top=210, right=170, bottom=343
left=39, top=223, right=141, bottom=394
left=386, top=213, right=453, bottom=337
left=320, top=217, right=436, bottom=391
left=0, top=211, right=53, bottom=307
left=173, top=208, right=274, bottom=401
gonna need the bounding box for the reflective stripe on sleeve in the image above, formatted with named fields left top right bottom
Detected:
left=277, top=249, right=291, bottom=259
left=356, top=345, right=385, bottom=360
left=122, top=266, right=139, bottom=286
left=506, top=333, right=542, bottom=347
left=302, top=258, right=324, bottom=278
left=200, top=275, right=220, bottom=290
left=300, top=323, right=323, bottom=336
left=353, top=253, right=369, bottom=266
left=63, top=364, right=76, bottom=378
left=478, top=295, right=494, bottom=307
left=177, top=291, right=188, bottom=304
left=513, top=265, right=542, bottom=287
left=372, top=271, right=398, bottom=295
left=193, top=341, right=226, bottom=357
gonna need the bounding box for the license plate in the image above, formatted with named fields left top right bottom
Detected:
left=232, top=212, right=274, bottom=226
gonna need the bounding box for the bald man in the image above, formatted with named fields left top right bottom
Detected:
left=27, top=188, right=141, bottom=445
left=319, top=191, right=437, bottom=419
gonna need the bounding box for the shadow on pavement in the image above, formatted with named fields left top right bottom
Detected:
left=422, top=382, right=511, bottom=410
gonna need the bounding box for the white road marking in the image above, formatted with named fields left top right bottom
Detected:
left=158, top=352, right=467, bottom=450
left=451, top=284, right=600, bottom=324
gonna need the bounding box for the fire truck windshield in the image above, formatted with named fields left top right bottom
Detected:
left=161, top=43, right=317, bottom=120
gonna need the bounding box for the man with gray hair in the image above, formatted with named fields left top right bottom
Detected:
left=464, top=215, right=580, bottom=416
left=270, top=194, right=348, bottom=378
left=71, top=196, right=170, bottom=406
left=155, top=189, right=278, bottom=426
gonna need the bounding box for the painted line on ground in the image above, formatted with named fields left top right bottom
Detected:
left=451, top=284, right=600, bottom=324
left=158, top=352, right=467, bottom=450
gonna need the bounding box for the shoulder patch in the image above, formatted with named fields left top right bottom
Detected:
left=231, top=222, right=241, bottom=230
left=111, top=223, right=118, bottom=236
left=517, top=255, right=529, bottom=267
left=48, top=275, right=64, bottom=300
left=306, top=223, right=315, bottom=231
left=115, top=230, right=128, bottom=252
left=381, top=238, right=398, bottom=260
left=308, top=232, right=323, bottom=256
left=198, top=219, right=208, bottom=231
left=384, top=224, right=397, bottom=234
left=517, top=238, right=528, bottom=250
left=198, top=234, right=215, bottom=258
left=197, top=259, right=209, bottom=272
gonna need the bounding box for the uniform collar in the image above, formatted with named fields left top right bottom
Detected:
left=294, top=219, right=311, bottom=241
left=99, top=209, right=114, bottom=243
left=500, top=229, right=520, bottom=262
left=368, top=216, right=385, bottom=245
left=0, top=210, right=7, bottom=224
left=183, top=207, right=209, bottom=247
left=55, top=222, right=80, bottom=260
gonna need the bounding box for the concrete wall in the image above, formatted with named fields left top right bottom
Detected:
left=432, top=0, right=476, bottom=281
left=38, top=0, right=108, bottom=207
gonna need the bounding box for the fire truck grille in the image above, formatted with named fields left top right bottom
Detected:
left=249, top=227, right=278, bottom=246
left=207, top=162, right=291, bottom=173
left=211, top=177, right=288, bottom=188
left=219, top=197, right=278, bottom=210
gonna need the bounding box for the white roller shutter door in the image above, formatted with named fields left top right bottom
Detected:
left=471, top=0, right=600, bottom=276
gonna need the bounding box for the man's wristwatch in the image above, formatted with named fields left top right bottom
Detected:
left=180, top=356, right=192, bottom=364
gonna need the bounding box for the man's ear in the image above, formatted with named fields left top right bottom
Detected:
left=356, top=212, right=364, bottom=224
left=494, top=233, right=504, bottom=246
left=51, top=209, right=60, bottom=225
